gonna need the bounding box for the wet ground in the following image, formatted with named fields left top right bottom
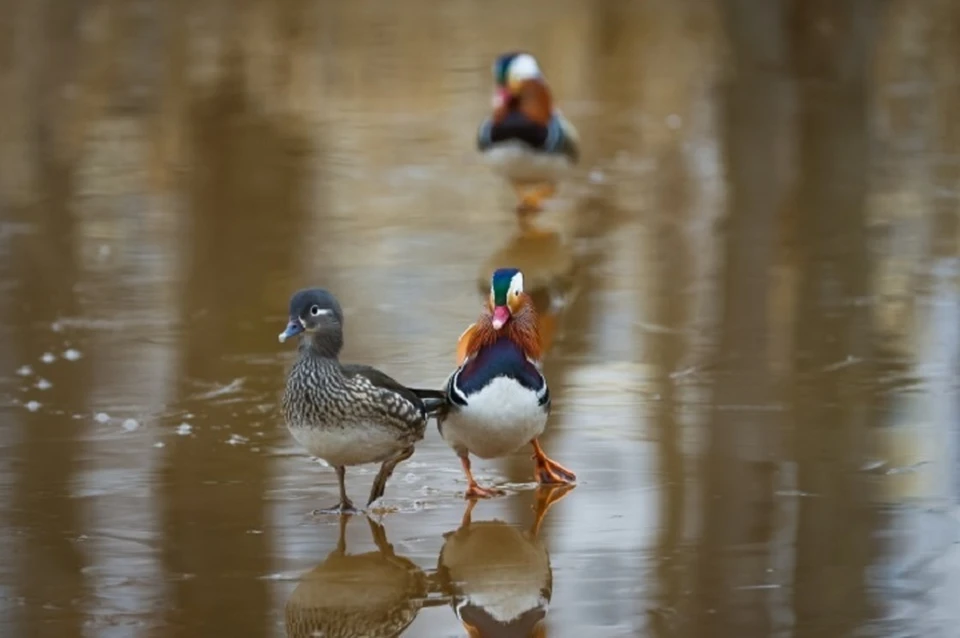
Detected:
left=2, top=1, right=960, bottom=636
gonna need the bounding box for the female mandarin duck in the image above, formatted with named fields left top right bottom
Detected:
left=278, top=288, right=445, bottom=514
left=437, top=268, right=577, bottom=498
left=477, top=52, right=580, bottom=215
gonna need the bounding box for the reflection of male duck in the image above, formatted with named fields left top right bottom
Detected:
left=285, top=516, right=427, bottom=638
left=437, top=486, right=573, bottom=637
left=475, top=218, right=579, bottom=356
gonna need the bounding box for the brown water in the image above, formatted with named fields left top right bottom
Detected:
left=2, top=1, right=960, bottom=636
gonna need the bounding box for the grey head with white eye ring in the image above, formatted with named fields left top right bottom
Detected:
left=278, top=288, right=345, bottom=354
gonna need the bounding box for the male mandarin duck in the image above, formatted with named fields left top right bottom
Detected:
left=278, top=288, right=445, bottom=513
left=285, top=516, right=428, bottom=638
left=437, top=268, right=577, bottom=498
left=477, top=52, right=580, bottom=215
left=436, top=487, right=573, bottom=638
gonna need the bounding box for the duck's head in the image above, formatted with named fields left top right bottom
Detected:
left=488, top=268, right=525, bottom=330
left=491, top=52, right=543, bottom=108
left=278, top=288, right=344, bottom=343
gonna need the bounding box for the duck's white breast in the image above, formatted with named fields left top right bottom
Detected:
left=288, top=422, right=407, bottom=467
left=481, top=143, right=572, bottom=183
left=442, top=377, right=547, bottom=459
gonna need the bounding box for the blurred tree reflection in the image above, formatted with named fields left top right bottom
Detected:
left=789, top=2, right=882, bottom=636
left=694, top=0, right=790, bottom=634
left=157, top=41, right=314, bottom=635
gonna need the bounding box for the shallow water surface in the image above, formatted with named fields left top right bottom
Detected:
left=1, top=1, right=960, bottom=637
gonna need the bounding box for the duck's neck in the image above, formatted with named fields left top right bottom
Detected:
left=301, top=329, right=343, bottom=359
left=467, top=306, right=542, bottom=362
left=517, top=80, right=553, bottom=123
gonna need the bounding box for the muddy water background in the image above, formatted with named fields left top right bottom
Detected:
left=2, top=0, right=960, bottom=636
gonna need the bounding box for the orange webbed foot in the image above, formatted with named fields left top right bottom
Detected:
left=513, top=182, right=556, bottom=215
left=531, top=439, right=577, bottom=485
left=465, top=483, right=506, bottom=499
left=459, top=455, right=506, bottom=499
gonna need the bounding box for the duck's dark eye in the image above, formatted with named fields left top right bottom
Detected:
left=309, top=305, right=322, bottom=317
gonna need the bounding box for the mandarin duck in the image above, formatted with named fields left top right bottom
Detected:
left=278, top=288, right=446, bottom=513
left=284, top=516, right=428, bottom=638
left=436, top=486, right=573, bottom=638
left=477, top=218, right=579, bottom=356
left=437, top=268, right=577, bottom=498
left=477, top=52, right=580, bottom=215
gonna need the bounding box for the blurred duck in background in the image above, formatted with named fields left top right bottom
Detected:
left=477, top=52, right=580, bottom=216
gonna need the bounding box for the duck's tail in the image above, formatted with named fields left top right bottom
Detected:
left=410, top=388, right=449, bottom=419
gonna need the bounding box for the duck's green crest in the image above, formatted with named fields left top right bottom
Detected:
left=491, top=267, right=522, bottom=306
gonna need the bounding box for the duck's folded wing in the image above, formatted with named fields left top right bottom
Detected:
left=341, top=364, right=427, bottom=423
left=477, top=117, right=494, bottom=152
left=546, top=113, right=579, bottom=163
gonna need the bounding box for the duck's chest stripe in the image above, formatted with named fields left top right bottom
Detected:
left=448, top=339, right=547, bottom=407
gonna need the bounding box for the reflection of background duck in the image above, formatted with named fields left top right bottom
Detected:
left=475, top=218, right=579, bottom=357
left=285, top=516, right=428, bottom=638
left=436, top=486, right=572, bottom=638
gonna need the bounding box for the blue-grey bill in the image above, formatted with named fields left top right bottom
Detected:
left=278, top=320, right=304, bottom=343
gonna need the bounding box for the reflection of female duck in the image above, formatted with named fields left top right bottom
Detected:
left=285, top=516, right=427, bottom=638
left=437, top=486, right=573, bottom=637
left=474, top=219, right=578, bottom=357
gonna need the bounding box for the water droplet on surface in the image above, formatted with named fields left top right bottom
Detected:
left=16, top=365, right=32, bottom=376
left=35, top=378, right=52, bottom=390
left=226, top=434, right=248, bottom=445
left=62, top=349, right=82, bottom=361
left=154, top=442, right=165, bottom=448
left=25, top=401, right=41, bottom=412
left=40, top=353, right=56, bottom=364
left=94, top=412, right=111, bottom=424
left=176, top=423, right=192, bottom=435
left=122, top=418, right=140, bottom=432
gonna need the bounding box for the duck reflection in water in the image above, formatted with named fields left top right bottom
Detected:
left=437, top=485, right=574, bottom=637
left=285, top=516, right=429, bottom=638
left=472, top=216, right=579, bottom=358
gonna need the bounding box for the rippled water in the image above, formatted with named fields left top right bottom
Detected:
left=1, top=0, right=959, bottom=636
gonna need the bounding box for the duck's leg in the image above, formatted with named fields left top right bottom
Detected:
left=366, top=517, right=395, bottom=557
left=530, top=439, right=577, bottom=485
left=367, top=446, right=415, bottom=507
left=460, top=497, right=478, bottom=527
left=318, top=465, right=360, bottom=514
left=332, top=513, right=350, bottom=555
left=459, top=455, right=505, bottom=499
left=530, top=484, right=575, bottom=537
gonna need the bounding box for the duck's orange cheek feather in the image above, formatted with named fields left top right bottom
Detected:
left=455, top=323, right=478, bottom=366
